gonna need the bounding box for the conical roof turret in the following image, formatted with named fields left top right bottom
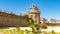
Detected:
left=29, top=3, right=40, bottom=14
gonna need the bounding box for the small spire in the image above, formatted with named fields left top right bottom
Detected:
left=31, top=3, right=37, bottom=9
left=32, top=3, right=35, bottom=6
left=32, top=3, right=35, bottom=8
left=20, top=10, right=23, bottom=16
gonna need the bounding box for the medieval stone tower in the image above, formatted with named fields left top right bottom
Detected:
left=28, top=3, right=40, bottom=24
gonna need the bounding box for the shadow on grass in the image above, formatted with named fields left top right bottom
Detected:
left=0, top=26, right=15, bottom=29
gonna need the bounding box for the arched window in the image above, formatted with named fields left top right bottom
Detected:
left=35, top=14, right=37, bottom=18
left=30, top=15, right=33, bottom=18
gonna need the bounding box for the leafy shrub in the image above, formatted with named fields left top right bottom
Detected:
left=48, top=30, right=56, bottom=34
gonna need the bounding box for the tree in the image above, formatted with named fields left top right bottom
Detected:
left=28, top=19, right=41, bottom=34
left=34, top=24, right=40, bottom=30
left=23, top=14, right=28, bottom=18
left=23, top=14, right=41, bottom=34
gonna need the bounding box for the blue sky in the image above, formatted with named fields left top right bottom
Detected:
left=0, top=0, right=60, bottom=20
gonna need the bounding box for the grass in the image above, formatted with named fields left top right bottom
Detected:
left=0, top=28, right=33, bottom=34
left=0, top=27, right=60, bottom=34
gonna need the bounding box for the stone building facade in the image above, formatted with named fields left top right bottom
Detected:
left=48, top=18, right=60, bottom=23
left=28, top=4, right=40, bottom=24
left=0, top=10, right=29, bottom=27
